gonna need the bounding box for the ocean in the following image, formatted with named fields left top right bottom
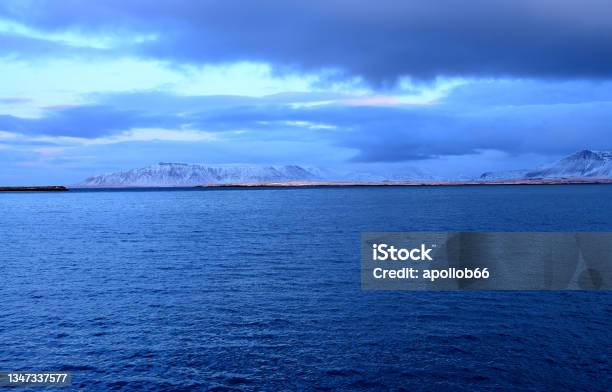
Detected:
left=1, top=185, right=610, bottom=390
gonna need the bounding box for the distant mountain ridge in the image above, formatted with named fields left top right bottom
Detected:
left=80, top=163, right=318, bottom=187
left=480, top=150, right=612, bottom=180
left=79, top=149, right=612, bottom=187
left=78, top=163, right=434, bottom=187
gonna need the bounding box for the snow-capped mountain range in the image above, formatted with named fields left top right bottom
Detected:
left=79, top=163, right=318, bottom=187
left=480, top=150, right=612, bottom=180
left=79, top=163, right=433, bottom=187
left=78, top=150, right=612, bottom=187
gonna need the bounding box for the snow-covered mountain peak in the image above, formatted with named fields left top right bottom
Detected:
left=480, top=149, right=612, bottom=181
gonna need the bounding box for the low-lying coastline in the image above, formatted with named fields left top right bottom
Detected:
left=0, top=186, right=68, bottom=192
left=11, top=178, right=612, bottom=191
left=197, top=178, right=612, bottom=188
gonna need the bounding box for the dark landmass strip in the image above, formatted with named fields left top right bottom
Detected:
left=197, top=178, right=612, bottom=188
left=0, top=186, right=68, bottom=192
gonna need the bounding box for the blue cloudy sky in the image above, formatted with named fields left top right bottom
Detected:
left=1, top=0, right=612, bottom=184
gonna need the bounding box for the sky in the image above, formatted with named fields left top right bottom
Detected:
left=1, top=0, right=612, bottom=184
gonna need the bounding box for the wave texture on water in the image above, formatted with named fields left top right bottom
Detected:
left=1, top=186, right=610, bottom=390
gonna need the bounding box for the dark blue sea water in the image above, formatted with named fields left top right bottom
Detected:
left=1, top=185, right=610, bottom=391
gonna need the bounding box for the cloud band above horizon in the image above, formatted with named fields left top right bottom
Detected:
left=0, top=0, right=611, bottom=184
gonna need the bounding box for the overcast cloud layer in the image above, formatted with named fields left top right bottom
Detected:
left=0, top=0, right=611, bottom=184
left=2, top=0, right=612, bottom=82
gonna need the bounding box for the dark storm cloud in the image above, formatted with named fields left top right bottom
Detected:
left=2, top=84, right=611, bottom=160
left=0, top=105, right=178, bottom=137
left=341, top=102, right=612, bottom=162
left=1, top=0, right=611, bottom=82
left=0, top=93, right=342, bottom=138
